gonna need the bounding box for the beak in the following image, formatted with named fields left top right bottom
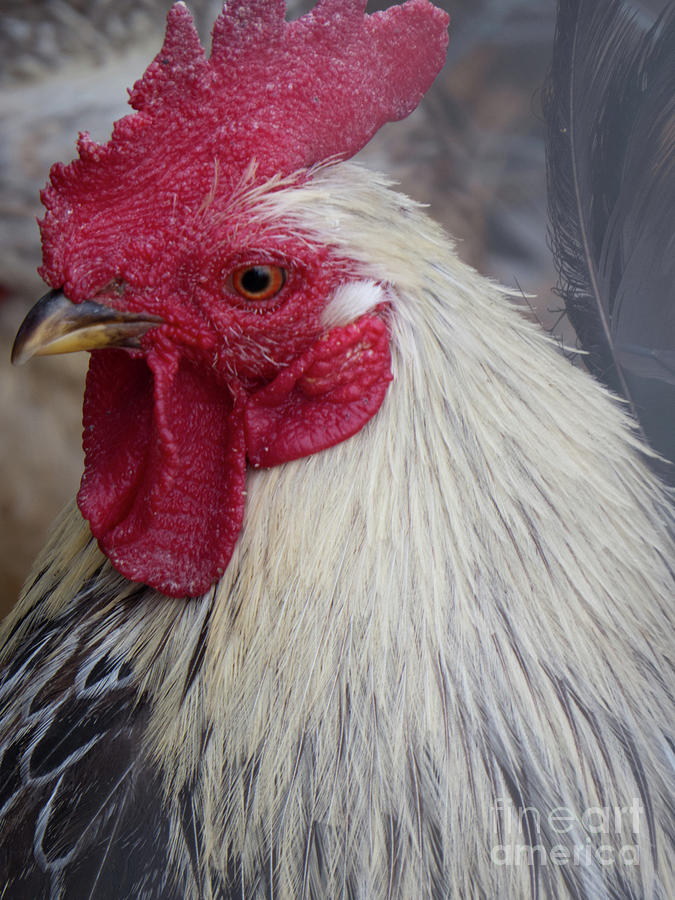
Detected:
left=11, top=289, right=164, bottom=366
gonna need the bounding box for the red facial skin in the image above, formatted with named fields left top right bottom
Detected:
left=36, top=0, right=449, bottom=596
left=71, top=209, right=391, bottom=597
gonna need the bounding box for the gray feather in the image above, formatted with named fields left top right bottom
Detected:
left=544, top=0, right=675, bottom=474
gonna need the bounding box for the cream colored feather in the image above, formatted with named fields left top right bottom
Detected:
left=2, top=163, right=673, bottom=898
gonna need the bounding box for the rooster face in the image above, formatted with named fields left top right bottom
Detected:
left=56, top=200, right=349, bottom=383
left=11, top=0, right=449, bottom=598
left=13, top=186, right=394, bottom=599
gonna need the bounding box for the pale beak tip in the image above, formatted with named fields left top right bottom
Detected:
left=10, top=288, right=63, bottom=366
left=11, top=318, right=40, bottom=366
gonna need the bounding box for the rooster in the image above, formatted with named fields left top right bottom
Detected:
left=1, top=1, right=673, bottom=898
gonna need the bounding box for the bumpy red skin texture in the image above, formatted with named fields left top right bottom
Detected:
left=246, top=317, right=391, bottom=468
left=79, top=314, right=391, bottom=598
left=39, top=2, right=449, bottom=289
left=73, top=212, right=392, bottom=596
left=35, top=0, right=448, bottom=597
left=79, top=348, right=247, bottom=597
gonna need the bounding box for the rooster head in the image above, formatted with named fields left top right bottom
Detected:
left=12, top=0, right=449, bottom=597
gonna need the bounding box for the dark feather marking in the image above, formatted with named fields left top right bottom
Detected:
left=385, top=811, right=398, bottom=900
left=0, top=568, right=195, bottom=897
left=0, top=694, right=180, bottom=898
left=0, top=733, right=29, bottom=812
left=0, top=782, right=53, bottom=897
left=569, top=18, right=632, bottom=401
left=84, top=654, right=119, bottom=689
left=479, top=724, right=541, bottom=900
left=484, top=745, right=506, bottom=847
left=407, top=749, right=424, bottom=874
left=5, top=624, right=59, bottom=682
left=543, top=669, right=587, bottom=779
left=241, top=749, right=260, bottom=827
left=493, top=605, right=537, bottom=702
left=179, top=778, right=202, bottom=894
left=312, top=821, right=326, bottom=888
left=436, top=654, right=481, bottom=818
left=492, top=757, right=540, bottom=900
left=609, top=719, right=658, bottom=867
left=434, top=654, right=451, bottom=754
left=563, top=680, right=618, bottom=789
left=59, top=761, right=177, bottom=899
left=39, top=755, right=135, bottom=865
left=336, top=681, right=350, bottom=767
left=456, top=703, right=478, bottom=813
left=224, top=569, right=246, bottom=626
left=556, top=853, right=593, bottom=900
left=28, top=692, right=131, bottom=779
left=301, top=818, right=315, bottom=900
left=426, top=818, right=444, bottom=899
left=3, top=567, right=111, bottom=689
left=540, top=665, right=613, bottom=805
left=516, top=501, right=555, bottom=579
left=26, top=563, right=51, bottom=596
left=486, top=491, right=537, bottom=591
left=547, top=667, right=667, bottom=884
left=28, top=663, right=78, bottom=715
left=77, top=562, right=107, bottom=591
left=117, top=659, right=133, bottom=681
left=84, top=778, right=133, bottom=900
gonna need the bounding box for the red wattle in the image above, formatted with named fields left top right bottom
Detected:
left=245, top=315, right=392, bottom=467
left=77, top=315, right=391, bottom=598
left=78, top=348, right=246, bottom=598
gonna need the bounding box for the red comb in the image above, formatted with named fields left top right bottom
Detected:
left=39, top=1, right=448, bottom=287
left=130, top=0, right=449, bottom=175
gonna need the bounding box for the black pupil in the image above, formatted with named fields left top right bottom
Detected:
left=241, top=266, right=272, bottom=295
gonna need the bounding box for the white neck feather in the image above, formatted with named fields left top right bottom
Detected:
left=10, top=163, right=673, bottom=897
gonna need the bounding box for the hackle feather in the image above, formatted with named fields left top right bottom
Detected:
left=2, top=164, right=673, bottom=898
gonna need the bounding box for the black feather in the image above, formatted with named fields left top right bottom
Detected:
left=544, top=0, right=675, bottom=475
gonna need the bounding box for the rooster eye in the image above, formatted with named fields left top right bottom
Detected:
left=231, top=265, right=286, bottom=302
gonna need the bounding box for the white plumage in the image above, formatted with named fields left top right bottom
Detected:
left=3, top=163, right=672, bottom=898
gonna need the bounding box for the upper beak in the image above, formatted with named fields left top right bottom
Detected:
left=11, top=289, right=164, bottom=366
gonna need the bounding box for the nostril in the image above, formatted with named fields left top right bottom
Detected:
left=95, top=278, right=127, bottom=298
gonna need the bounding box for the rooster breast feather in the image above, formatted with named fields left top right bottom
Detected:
left=1, top=163, right=673, bottom=898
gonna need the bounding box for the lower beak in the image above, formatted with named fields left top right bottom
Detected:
left=11, top=289, right=164, bottom=365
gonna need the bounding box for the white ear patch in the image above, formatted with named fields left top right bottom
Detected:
left=321, top=280, right=389, bottom=330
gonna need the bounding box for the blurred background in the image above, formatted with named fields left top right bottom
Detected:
left=0, top=0, right=662, bottom=613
